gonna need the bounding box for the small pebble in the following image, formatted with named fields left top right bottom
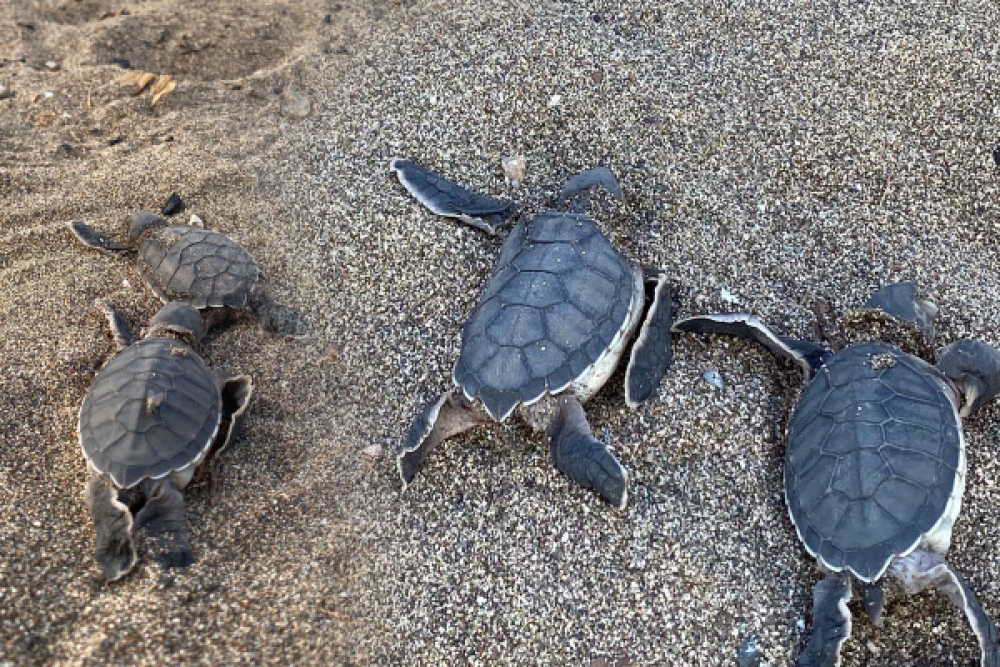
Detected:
left=362, top=443, right=383, bottom=460
left=110, top=58, right=131, bottom=69
left=161, top=193, right=184, bottom=216
left=189, top=214, right=205, bottom=228
left=45, top=61, right=59, bottom=71
left=720, top=288, right=739, bottom=304
left=993, top=144, right=1000, bottom=167
left=502, top=155, right=526, bottom=185
left=0, top=85, right=12, bottom=100
left=280, top=90, right=313, bottom=118
left=736, top=636, right=762, bottom=667
left=702, top=369, right=724, bottom=389
left=547, top=94, right=562, bottom=107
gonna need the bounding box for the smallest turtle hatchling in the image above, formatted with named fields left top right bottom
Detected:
left=80, top=300, right=253, bottom=581
left=68, top=211, right=306, bottom=336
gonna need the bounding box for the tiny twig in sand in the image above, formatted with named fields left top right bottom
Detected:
left=316, top=603, right=351, bottom=620
left=878, top=174, right=892, bottom=207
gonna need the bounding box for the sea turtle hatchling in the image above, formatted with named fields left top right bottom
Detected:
left=80, top=300, right=253, bottom=581
left=68, top=212, right=305, bottom=336
left=672, top=283, right=1000, bottom=666
left=391, top=158, right=674, bottom=509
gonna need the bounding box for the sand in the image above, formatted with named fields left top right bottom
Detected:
left=4, top=0, right=1000, bottom=665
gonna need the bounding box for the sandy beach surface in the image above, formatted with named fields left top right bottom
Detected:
left=4, top=0, right=1000, bottom=665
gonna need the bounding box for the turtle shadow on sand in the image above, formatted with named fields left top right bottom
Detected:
left=80, top=300, right=254, bottom=581
left=390, top=158, right=674, bottom=509
left=68, top=211, right=308, bottom=338
left=673, top=282, right=1000, bottom=666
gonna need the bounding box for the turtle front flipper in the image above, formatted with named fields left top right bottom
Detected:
left=398, top=390, right=490, bottom=488
left=95, top=300, right=136, bottom=350
left=892, top=552, right=1000, bottom=667
left=84, top=469, right=137, bottom=582
left=937, top=339, right=1000, bottom=418
left=67, top=220, right=128, bottom=255
left=389, top=158, right=516, bottom=235
left=672, top=313, right=830, bottom=381
left=797, top=571, right=853, bottom=667
left=554, top=165, right=624, bottom=213
left=547, top=395, right=628, bottom=509
left=625, top=272, right=673, bottom=408
left=134, top=478, right=194, bottom=570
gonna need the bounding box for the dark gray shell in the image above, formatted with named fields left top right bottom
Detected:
left=785, top=342, right=962, bottom=582
left=79, top=338, right=222, bottom=489
left=138, top=226, right=259, bottom=309
left=452, top=211, right=636, bottom=422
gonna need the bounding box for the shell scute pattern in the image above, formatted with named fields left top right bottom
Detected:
left=785, top=342, right=961, bottom=581
left=79, top=338, right=222, bottom=488
left=454, top=212, right=635, bottom=421
left=139, top=227, right=258, bottom=309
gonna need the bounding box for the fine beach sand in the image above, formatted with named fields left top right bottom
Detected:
left=4, top=0, right=1000, bottom=665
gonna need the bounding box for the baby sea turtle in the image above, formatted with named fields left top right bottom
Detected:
left=391, top=158, right=674, bottom=509
left=68, top=212, right=305, bottom=336
left=673, top=283, right=1000, bottom=666
left=80, top=300, right=253, bottom=581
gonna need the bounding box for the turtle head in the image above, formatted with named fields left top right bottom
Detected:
left=144, top=303, right=205, bottom=344
left=937, top=339, right=1000, bottom=417
left=554, top=166, right=624, bottom=214
left=127, top=211, right=168, bottom=243
left=862, top=282, right=938, bottom=341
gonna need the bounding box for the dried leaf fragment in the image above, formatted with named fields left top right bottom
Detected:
left=150, top=75, right=176, bottom=106
left=114, top=71, right=178, bottom=105
left=132, top=72, right=156, bottom=96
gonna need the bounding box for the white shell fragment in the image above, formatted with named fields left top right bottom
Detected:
left=702, top=369, right=724, bottom=389
left=189, top=214, right=205, bottom=228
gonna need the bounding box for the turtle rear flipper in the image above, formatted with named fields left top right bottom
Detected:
left=892, top=551, right=1000, bottom=667
left=672, top=313, right=830, bottom=381
left=798, top=572, right=853, bottom=667
left=67, top=220, right=128, bottom=255
left=860, top=580, right=886, bottom=626
left=625, top=272, right=673, bottom=408
left=84, top=470, right=137, bottom=582
left=390, top=157, right=516, bottom=234
left=547, top=395, right=628, bottom=509
left=134, top=478, right=194, bottom=570
left=247, top=291, right=309, bottom=337
left=398, top=390, right=489, bottom=487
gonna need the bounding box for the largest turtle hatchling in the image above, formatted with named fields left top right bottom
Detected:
left=68, top=212, right=305, bottom=336
left=80, top=300, right=253, bottom=581
left=391, top=158, right=674, bottom=509
left=672, top=283, right=1000, bottom=665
